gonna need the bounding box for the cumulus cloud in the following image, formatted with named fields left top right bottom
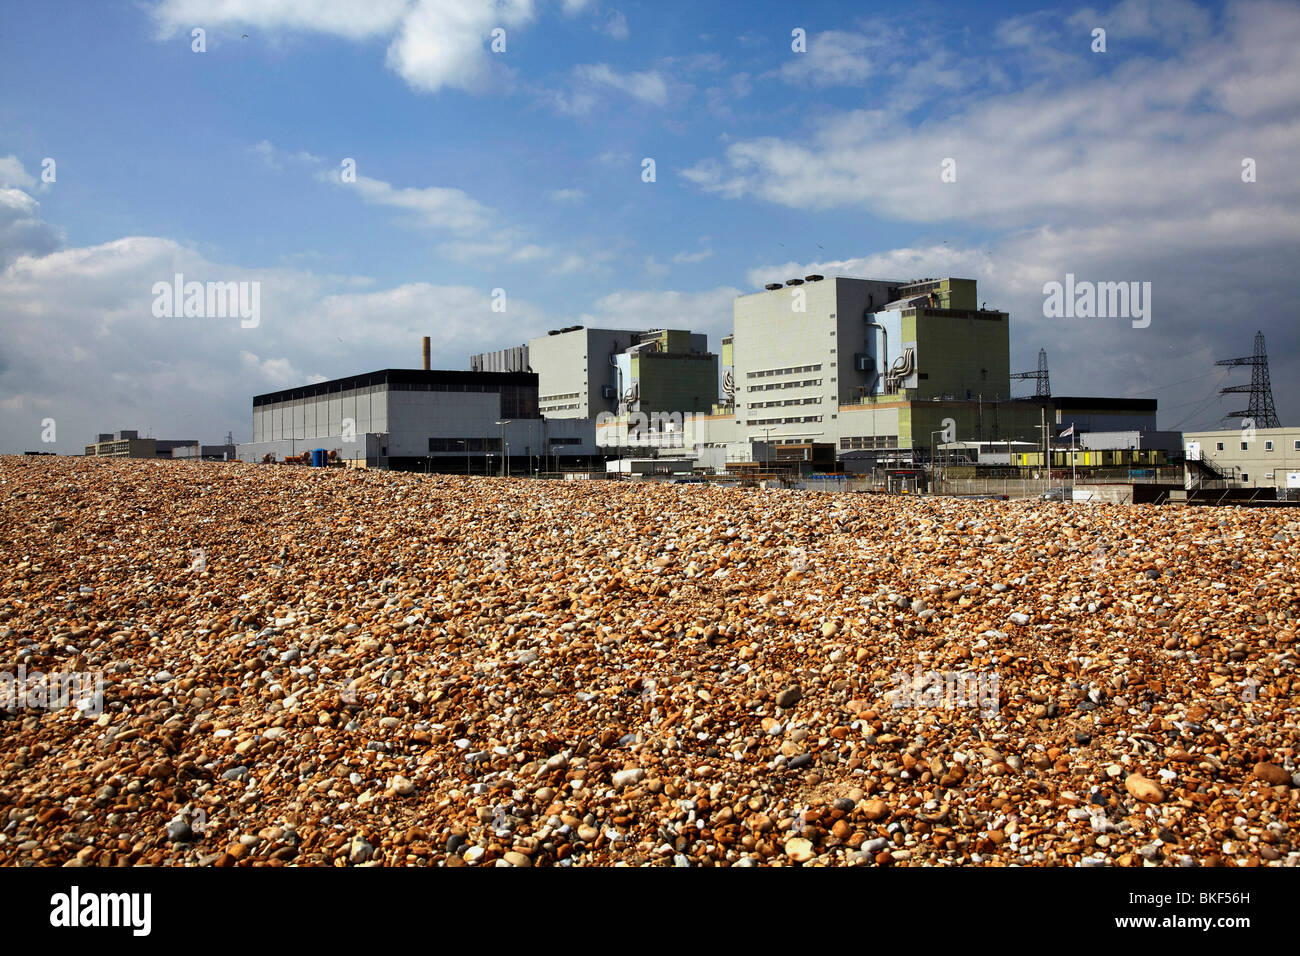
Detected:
left=0, top=187, right=63, bottom=270
left=0, top=234, right=554, bottom=452
left=578, top=286, right=742, bottom=349
left=686, top=1, right=1300, bottom=229
left=0, top=160, right=64, bottom=270
left=151, top=0, right=545, bottom=94
left=0, top=155, right=39, bottom=190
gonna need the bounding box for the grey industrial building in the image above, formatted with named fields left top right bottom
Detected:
left=233, top=275, right=1183, bottom=479
left=474, top=325, right=713, bottom=420
left=85, top=430, right=199, bottom=458
left=236, top=367, right=598, bottom=472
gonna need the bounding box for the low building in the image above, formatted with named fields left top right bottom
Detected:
left=237, top=367, right=602, bottom=472
left=85, top=430, right=199, bottom=458
left=171, top=443, right=237, bottom=461
left=1184, top=426, right=1300, bottom=489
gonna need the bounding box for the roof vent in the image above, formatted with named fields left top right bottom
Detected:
left=805, top=274, right=824, bottom=282
left=786, top=278, right=804, bottom=286
left=764, top=283, right=783, bottom=291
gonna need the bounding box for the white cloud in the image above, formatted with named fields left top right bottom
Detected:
left=151, top=0, right=542, bottom=94
left=328, top=173, right=494, bottom=233
left=249, top=140, right=322, bottom=169
left=579, top=286, right=742, bottom=347
left=0, top=155, right=38, bottom=190
left=770, top=29, right=887, bottom=88
left=0, top=232, right=557, bottom=452
left=545, top=63, right=671, bottom=115
left=685, top=1, right=1300, bottom=231
left=1067, top=0, right=1214, bottom=45
left=0, top=183, right=64, bottom=270
left=546, top=188, right=586, bottom=203
left=603, top=10, right=628, bottom=40
left=151, top=0, right=412, bottom=39
left=671, top=248, right=713, bottom=264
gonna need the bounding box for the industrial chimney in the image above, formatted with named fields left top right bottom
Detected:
left=422, top=336, right=431, bottom=371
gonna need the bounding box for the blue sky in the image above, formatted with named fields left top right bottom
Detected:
left=1, top=0, right=1297, bottom=451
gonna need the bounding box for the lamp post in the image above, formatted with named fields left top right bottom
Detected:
left=930, top=429, right=946, bottom=494
left=495, top=420, right=512, bottom=477
left=762, top=426, right=772, bottom=475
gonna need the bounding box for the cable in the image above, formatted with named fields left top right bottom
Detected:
left=1167, top=368, right=1235, bottom=431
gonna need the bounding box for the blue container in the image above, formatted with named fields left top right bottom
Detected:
left=312, top=448, right=327, bottom=467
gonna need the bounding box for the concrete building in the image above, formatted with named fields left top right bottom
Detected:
left=1184, top=426, right=1300, bottom=489
left=85, top=430, right=199, bottom=458
left=730, top=275, right=1045, bottom=467
left=476, top=325, right=713, bottom=420
left=237, top=368, right=600, bottom=472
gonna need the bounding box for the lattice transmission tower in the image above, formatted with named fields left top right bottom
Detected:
left=1216, top=330, right=1280, bottom=428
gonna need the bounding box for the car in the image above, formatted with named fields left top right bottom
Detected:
left=1039, top=487, right=1072, bottom=501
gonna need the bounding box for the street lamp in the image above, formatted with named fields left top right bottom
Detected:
left=930, top=429, right=946, bottom=493
left=495, top=420, right=512, bottom=477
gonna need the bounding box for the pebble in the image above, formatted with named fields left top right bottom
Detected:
left=165, top=821, right=192, bottom=843
left=785, top=837, right=814, bottom=863
left=2, top=456, right=1296, bottom=870
left=1125, top=774, right=1165, bottom=804
left=776, top=685, right=802, bottom=709
left=611, top=768, right=645, bottom=790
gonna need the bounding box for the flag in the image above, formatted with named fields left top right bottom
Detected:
left=1060, top=425, right=1075, bottom=438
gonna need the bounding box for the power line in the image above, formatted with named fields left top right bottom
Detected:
left=1167, top=368, right=1235, bottom=431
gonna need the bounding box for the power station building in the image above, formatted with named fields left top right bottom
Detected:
left=473, top=326, right=716, bottom=420
left=236, top=368, right=597, bottom=471
left=236, top=274, right=1168, bottom=476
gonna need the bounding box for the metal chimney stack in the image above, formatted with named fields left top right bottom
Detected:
left=422, top=336, right=431, bottom=370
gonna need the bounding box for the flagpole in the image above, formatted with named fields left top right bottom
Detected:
left=1070, top=428, right=1076, bottom=501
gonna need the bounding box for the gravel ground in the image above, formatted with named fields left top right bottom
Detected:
left=0, top=456, right=1296, bottom=867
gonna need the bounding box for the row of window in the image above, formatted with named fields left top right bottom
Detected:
left=747, top=415, right=823, bottom=425
left=540, top=391, right=580, bottom=402
left=747, top=378, right=822, bottom=392
left=1215, top=440, right=1299, bottom=452
left=748, top=363, right=822, bottom=379
left=542, top=402, right=581, bottom=411
left=841, top=435, right=900, bottom=450
left=748, top=397, right=823, bottom=409
left=429, top=438, right=502, bottom=453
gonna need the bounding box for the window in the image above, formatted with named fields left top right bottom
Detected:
left=1295, top=440, right=1300, bottom=451
left=1266, top=441, right=1274, bottom=451
left=1241, top=473, right=1249, bottom=482
left=1216, top=442, right=1224, bottom=451
left=1241, top=442, right=1248, bottom=451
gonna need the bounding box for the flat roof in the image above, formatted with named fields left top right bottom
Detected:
left=253, top=368, right=538, bottom=407
left=1012, top=396, right=1159, bottom=411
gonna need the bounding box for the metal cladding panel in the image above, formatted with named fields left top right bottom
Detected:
left=385, top=389, right=501, bottom=457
